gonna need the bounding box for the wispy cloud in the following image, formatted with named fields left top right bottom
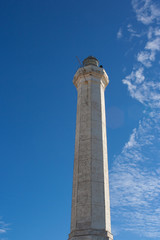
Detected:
left=117, top=27, right=123, bottom=39
left=127, top=24, right=142, bottom=38
left=110, top=111, right=160, bottom=237
left=137, top=27, right=160, bottom=67
left=0, top=218, right=9, bottom=239
left=146, top=36, right=160, bottom=54
left=111, top=0, right=160, bottom=238
left=132, top=0, right=160, bottom=25
left=137, top=50, right=155, bottom=67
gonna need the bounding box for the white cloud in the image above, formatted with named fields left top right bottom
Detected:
left=148, top=26, right=154, bottom=39
left=135, top=67, right=145, bottom=83
left=132, top=0, right=160, bottom=25
left=146, top=37, right=160, bottom=51
left=124, top=128, right=138, bottom=149
left=110, top=111, right=160, bottom=237
left=137, top=50, right=155, bottom=66
left=127, top=24, right=142, bottom=37
left=123, top=72, right=160, bottom=108
left=122, top=67, right=148, bottom=104
left=111, top=0, right=160, bottom=238
left=117, top=28, right=122, bottom=39
left=0, top=218, right=8, bottom=237
left=123, top=67, right=145, bottom=85
left=155, top=28, right=160, bottom=36
left=137, top=30, right=160, bottom=67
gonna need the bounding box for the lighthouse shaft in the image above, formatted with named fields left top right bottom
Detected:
left=69, top=57, right=113, bottom=240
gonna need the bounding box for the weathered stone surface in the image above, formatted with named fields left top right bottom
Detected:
left=69, top=229, right=113, bottom=240
left=69, top=56, right=113, bottom=240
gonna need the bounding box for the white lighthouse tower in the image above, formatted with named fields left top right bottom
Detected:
left=68, top=56, right=113, bottom=240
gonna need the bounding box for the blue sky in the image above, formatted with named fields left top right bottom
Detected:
left=0, top=0, right=160, bottom=240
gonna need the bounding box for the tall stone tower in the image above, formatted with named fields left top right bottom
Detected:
left=68, top=56, right=113, bottom=240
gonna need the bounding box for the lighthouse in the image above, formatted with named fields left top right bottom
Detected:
left=68, top=56, right=113, bottom=240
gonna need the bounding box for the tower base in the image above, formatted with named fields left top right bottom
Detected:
left=68, top=229, right=113, bottom=240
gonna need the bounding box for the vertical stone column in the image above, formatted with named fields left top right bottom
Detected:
left=68, top=56, right=113, bottom=240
